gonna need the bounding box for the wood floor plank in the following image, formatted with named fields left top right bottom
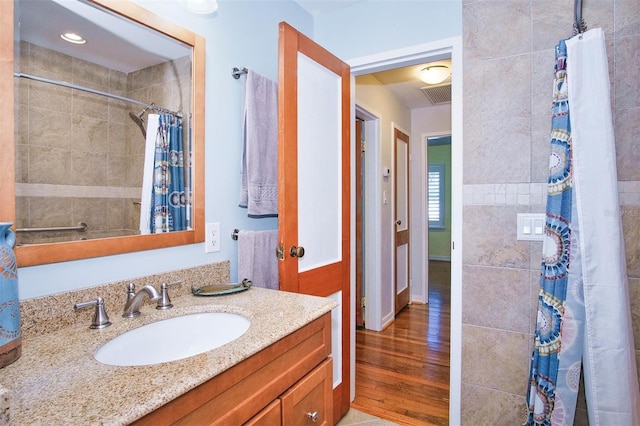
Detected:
left=351, top=261, right=451, bottom=426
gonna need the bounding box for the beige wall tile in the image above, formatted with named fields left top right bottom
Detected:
left=531, top=114, right=552, bottom=184
left=72, top=115, right=109, bottom=154
left=615, top=0, right=640, bottom=38
left=464, top=118, right=531, bottom=184
left=529, top=270, right=540, bottom=334
left=463, top=205, right=531, bottom=268
left=29, top=146, right=72, bottom=185
left=462, top=265, right=531, bottom=333
left=615, top=108, right=640, bottom=181
left=108, top=121, right=127, bottom=156
left=630, top=278, right=640, bottom=350
left=461, top=383, right=527, bottom=425
left=468, top=54, right=533, bottom=125
left=106, top=198, right=127, bottom=231
left=71, top=151, right=107, bottom=186
left=531, top=0, right=574, bottom=52
left=29, top=82, right=71, bottom=113
left=463, top=0, right=531, bottom=60
left=30, top=197, right=72, bottom=228
left=15, top=142, right=28, bottom=184
left=27, top=106, right=72, bottom=149
left=109, top=69, right=128, bottom=93
left=72, top=198, right=107, bottom=232
left=622, top=206, right=640, bottom=277
left=72, top=57, right=110, bottom=88
left=29, top=44, right=71, bottom=80
left=73, top=90, right=107, bottom=120
left=615, top=34, right=640, bottom=110
left=462, top=324, right=531, bottom=395
left=107, top=155, right=127, bottom=187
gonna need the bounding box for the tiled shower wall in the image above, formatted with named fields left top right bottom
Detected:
left=461, top=0, right=640, bottom=424
left=14, top=42, right=190, bottom=244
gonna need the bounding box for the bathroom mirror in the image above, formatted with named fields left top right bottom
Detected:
left=0, top=0, right=205, bottom=267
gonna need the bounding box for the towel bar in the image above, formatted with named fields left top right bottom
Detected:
left=231, top=229, right=239, bottom=240
left=231, top=67, right=248, bottom=79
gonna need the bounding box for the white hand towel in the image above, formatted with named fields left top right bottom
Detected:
left=239, top=70, right=278, bottom=217
left=237, top=230, right=279, bottom=290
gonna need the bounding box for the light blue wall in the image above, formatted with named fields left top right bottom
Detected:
left=312, top=0, right=462, bottom=61
left=17, top=0, right=462, bottom=300
left=18, top=0, right=312, bottom=299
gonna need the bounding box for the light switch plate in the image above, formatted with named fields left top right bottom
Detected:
left=517, top=213, right=545, bottom=241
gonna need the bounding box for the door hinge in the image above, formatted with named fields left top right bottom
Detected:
left=361, top=140, right=366, bottom=152
left=276, top=244, right=285, bottom=261
left=361, top=296, right=366, bottom=308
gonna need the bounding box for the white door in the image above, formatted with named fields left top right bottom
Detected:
left=394, top=128, right=410, bottom=314
left=277, top=22, right=351, bottom=421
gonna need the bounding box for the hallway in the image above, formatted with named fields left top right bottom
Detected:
left=351, top=261, right=451, bottom=425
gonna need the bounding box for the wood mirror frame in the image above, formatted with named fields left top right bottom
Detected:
left=0, top=0, right=205, bottom=267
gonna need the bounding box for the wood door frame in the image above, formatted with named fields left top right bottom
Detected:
left=355, top=119, right=364, bottom=328
left=393, top=127, right=410, bottom=315
left=278, top=22, right=351, bottom=422
left=348, top=36, right=463, bottom=424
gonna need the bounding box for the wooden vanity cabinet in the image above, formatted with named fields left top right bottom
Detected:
left=247, top=358, right=332, bottom=426
left=133, top=312, right=332, bottom=426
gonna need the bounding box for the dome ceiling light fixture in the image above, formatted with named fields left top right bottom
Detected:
left=418, top=65, right=450, bottom=85
left=180, top=0, right=218, bottom=15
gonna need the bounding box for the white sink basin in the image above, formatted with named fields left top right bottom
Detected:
left=94, top=312, right=250, bottom=366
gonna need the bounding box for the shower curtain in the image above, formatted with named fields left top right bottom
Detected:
left=525, top=28, right=640, bottom=425
left=139, top=113, right=186, bottom=234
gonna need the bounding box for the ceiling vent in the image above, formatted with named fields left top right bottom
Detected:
left=420, top=83, right=451, bottom=105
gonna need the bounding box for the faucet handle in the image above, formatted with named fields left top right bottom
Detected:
left=74, top=297, right=112, bottom=329
left=156, top=280, right=181, bottom=310
left=125, top=282, right=136, bottom=304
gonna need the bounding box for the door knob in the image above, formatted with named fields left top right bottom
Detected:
left=396, top=219, right=402, bottom=225
left=290, top=245, right=305, bottom=258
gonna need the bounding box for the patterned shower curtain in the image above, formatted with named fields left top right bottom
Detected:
left=525, top=28, right=640, bottom=425
left=148, top=114, right=186, bottom=233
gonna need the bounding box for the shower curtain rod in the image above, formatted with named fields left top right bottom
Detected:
left=13, top=72, right=182, bottom=118
left=574, top=0, right=587, bottom=34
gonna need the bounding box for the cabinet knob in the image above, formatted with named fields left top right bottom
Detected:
left=307, top=411, right=319, bottom=422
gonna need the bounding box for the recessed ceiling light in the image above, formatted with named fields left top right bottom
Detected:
left=60, top=32, right=86, bottom=45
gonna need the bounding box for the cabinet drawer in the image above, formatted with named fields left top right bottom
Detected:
left=245, top=400, right=281, bottom=426
left=281, top=358, right=333, bottom=426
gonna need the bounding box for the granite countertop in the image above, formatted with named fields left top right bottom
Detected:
left=1, top=287, right=336, bottom=425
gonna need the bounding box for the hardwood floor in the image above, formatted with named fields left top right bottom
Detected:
left=351, top=261, right=451, bottom=425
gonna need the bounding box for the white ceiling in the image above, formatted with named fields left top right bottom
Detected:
left=293, top=0, right=449, bottom=110
left=16, top=0, right=189, bottom=73
left=369, top=61, right=452, bottom=109
left=17, top=0, right=449, bottom=110
left=294, top=0, right=364, bottom=16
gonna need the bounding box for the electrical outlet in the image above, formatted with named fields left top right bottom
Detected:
left=205, top=222, right=220, bottom=253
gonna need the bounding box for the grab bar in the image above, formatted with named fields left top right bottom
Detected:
left=17, top=222, right=88, bottom=233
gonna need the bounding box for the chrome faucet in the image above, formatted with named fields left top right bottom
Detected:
left=122, top=284, right=161, bottom=318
